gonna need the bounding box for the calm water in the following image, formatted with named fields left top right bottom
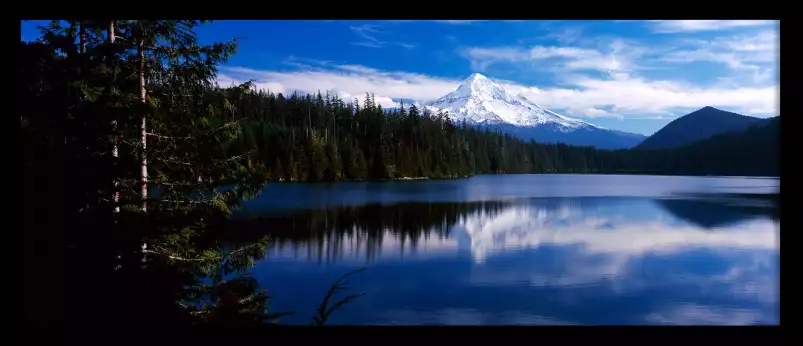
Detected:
left=231, top=175, right=780, bottom=325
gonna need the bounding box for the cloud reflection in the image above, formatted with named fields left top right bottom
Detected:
left=251, top=196, right=777, bottom=266
left=644, top=304, right=770, bottom=325
left=456, top=200, right=775, bottom=263
left=246, top=196, right=778, bottom=325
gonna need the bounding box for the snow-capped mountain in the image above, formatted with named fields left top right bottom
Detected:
left=424, top=73, right=596, bottom=130
left=421, top=73, right=646, bottom=149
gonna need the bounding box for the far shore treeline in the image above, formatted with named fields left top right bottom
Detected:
left=225, top=89, right=779, bottom=181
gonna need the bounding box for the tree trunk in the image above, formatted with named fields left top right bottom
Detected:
left=109, top=20, right=120, bottom=214
left=139, top=38, right=148, bottom=212
left=79, top=23, right=86, bottom=54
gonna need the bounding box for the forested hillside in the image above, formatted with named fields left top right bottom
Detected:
left=637, top=106, right=766, bottom=149
left=217, top=87, right=780, bottom=180
left=225, top=88, right=616, bottom=180
left=641, top=117, right=779, bottom=176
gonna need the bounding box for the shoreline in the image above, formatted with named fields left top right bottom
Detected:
left=263, top=171, right=779, bottom=183
left=140, top=172, right=779, bottom=187
left=271, top=176, right=462, bottom=183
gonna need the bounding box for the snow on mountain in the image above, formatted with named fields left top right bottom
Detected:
left=423, top=73, right=599, bottom=131
left=420, top=73, right=645, bottom=149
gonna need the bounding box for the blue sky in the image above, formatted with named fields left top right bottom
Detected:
left=21, top=20, right=779, bottom=135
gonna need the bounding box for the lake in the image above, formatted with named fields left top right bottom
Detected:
left=230, top=174, right=780, bottom=325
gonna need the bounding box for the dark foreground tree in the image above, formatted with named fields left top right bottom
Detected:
left=21, top=20, right=363, bottom=326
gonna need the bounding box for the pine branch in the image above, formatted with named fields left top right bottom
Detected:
left=146, top=132, right=193, bottom=140
left=208, top=118, right=245, bottom=133
left=119, top=181, right=142, bottom=196
left=152, top=180, right=206, bottom=187
left=153, top=149, right=254, bottom=169
left=156, top=199, right=205, bottom=204
left=311, top=268, right=366, bottom=326
left=218, top=240, right=266, bottom=261
left=155, top=156, right=195, bottom=167
left=146, top=238, right=266, bottom=264
left=142, top=248, right=207, bottom=262
left=218, top=150, right=255, bottom=163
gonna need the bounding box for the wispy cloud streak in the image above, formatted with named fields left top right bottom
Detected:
left=217, top=57, right=778, bottom=120
left=648, top=20, right=776, bottom=33
left=350, top=24, right=416, bottom=49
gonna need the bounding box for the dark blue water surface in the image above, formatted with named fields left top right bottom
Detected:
left=231, top=174, right=780, bottom=325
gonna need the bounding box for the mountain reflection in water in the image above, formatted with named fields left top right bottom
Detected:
left=229, top=196, right=777, bottom=264
left=227, top=194, right=778, bottom=325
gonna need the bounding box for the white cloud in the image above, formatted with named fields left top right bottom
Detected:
left=461, top=43, right=635, bottom=76
left=430, top=20, right=526, bottom=25
left=661, top=49, right=774, bottom=85
left=349, top=24, right=416, bottom=49
left=578, top=107, right=618, bottom=119
left=218, top=62, right=459, bottom=109
left=674, top=30, right=777, bottom=62
left=530, top=46, right=600, bottom=60
left=660, top=30, right=778, bottom=85
left=721, top=30, right=778, bottom=53
left=218, top=53, right=779, bottom=119
left=540, top=26, right=584, bottom=44
left=461, top=40, right=653, bottom=82
left=648, top=20, right=777, bottom=33
left=466, top=32, right=777, bottom=114
left=663, top=49, right=751, bottom=69
left=459, top=47, right=528, bottom=71
left=464, top=26, right=778, bottom=88
left=522, top=75, right=778, bottom=116
left=432, top=20, right=487, bottom=25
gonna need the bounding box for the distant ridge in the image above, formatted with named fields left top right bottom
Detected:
left=655, top=115, right=779, bottom=176
left=637, top=106, right=767, bottom=149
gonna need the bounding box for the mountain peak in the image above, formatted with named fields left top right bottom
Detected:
left=422, top=72, right=644, bottom=149
left=689, top=106, right=746, bottom=118
left=460, top=73, right=496, bottom=92
left=426, top=73, right=597, bottom=130
left=464, top=73, right=488, bottom=82
left=445, top=72, right=508, bottom=103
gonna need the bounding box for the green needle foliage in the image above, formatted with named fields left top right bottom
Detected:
left=219, top=90, right=779, bottom=181
left=20, top=20, right=291, bottom=325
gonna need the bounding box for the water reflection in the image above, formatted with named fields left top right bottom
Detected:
left=233, top=194, right=778, bottom=325
left=231, top=196, right=777, bottom=265
left=654, top=194, right=778, bottom=229
left=233, top=175, right=780, bottom=217
left=231, top=201, right=509, bottom=263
